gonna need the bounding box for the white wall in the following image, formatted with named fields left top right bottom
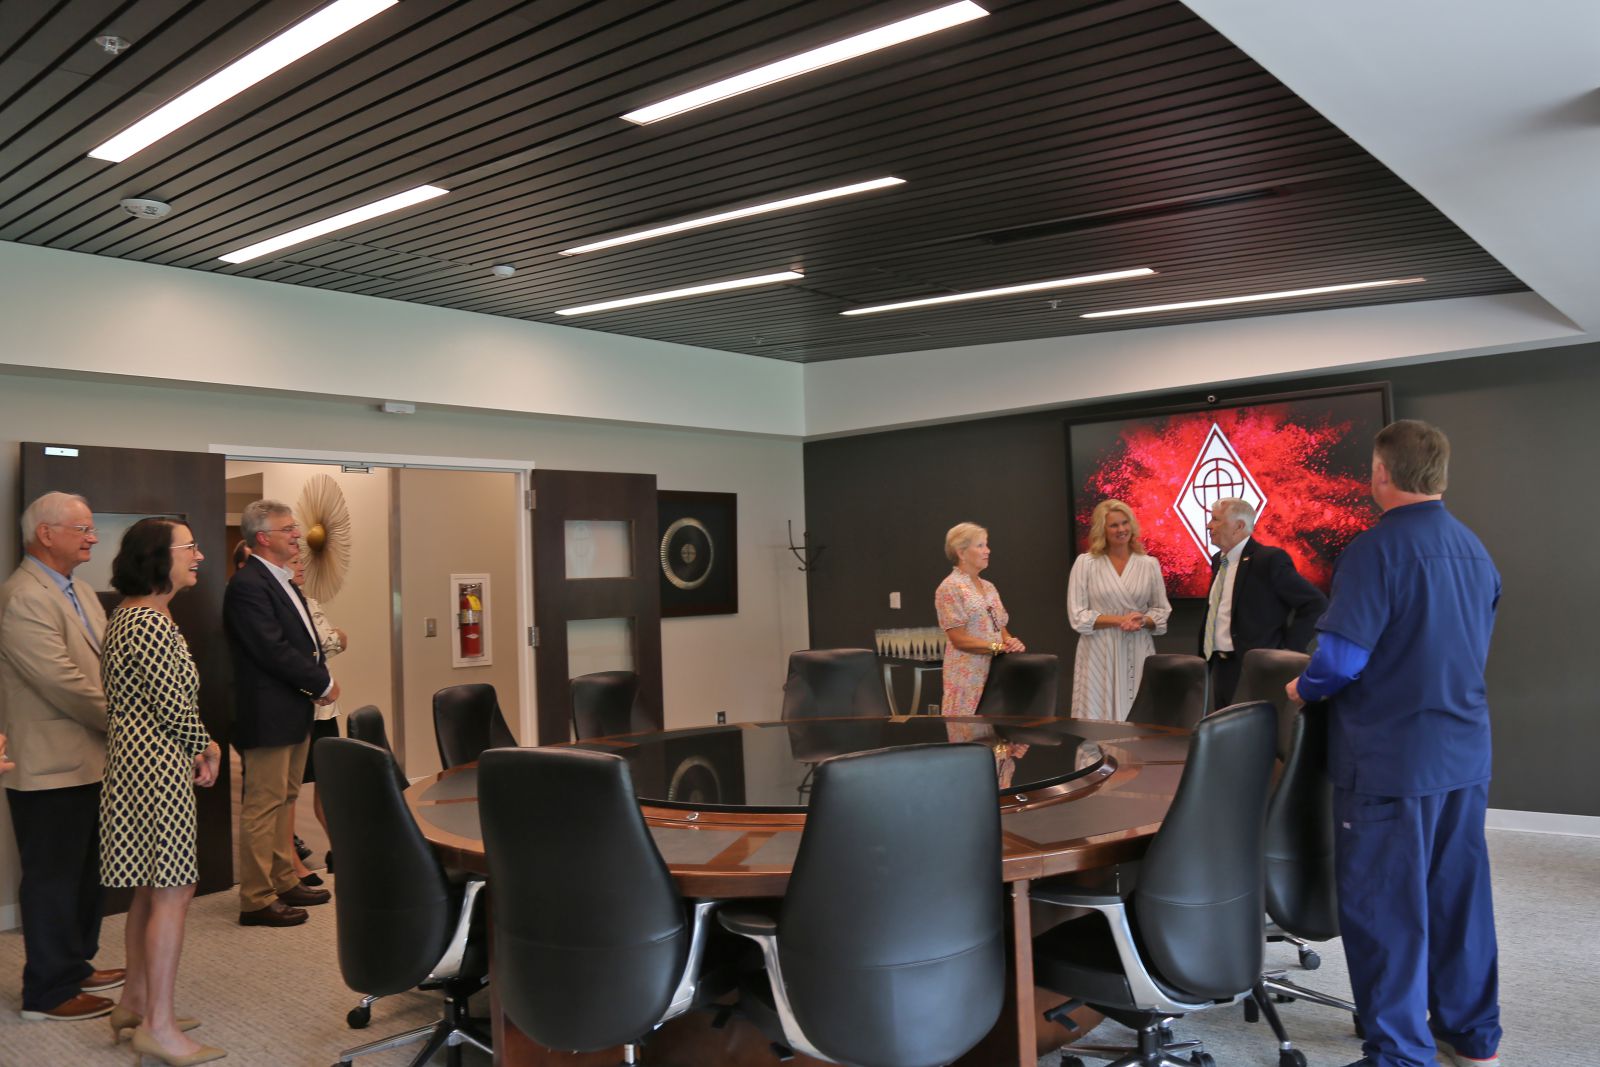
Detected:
left=0, top=241, right=804, bottom=438
left=0, top=370, right=809, bottom=923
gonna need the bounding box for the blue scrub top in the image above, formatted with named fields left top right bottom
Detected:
left=1316, top=500, right=1500, bottom=796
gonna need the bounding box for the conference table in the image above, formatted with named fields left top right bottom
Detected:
left=406, top=714, right=1191, bottom=1067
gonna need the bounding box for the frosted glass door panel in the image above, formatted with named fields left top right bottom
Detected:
left=568, top=617, right=634, bottom=678
left=564, top=520, right=632, bottom=578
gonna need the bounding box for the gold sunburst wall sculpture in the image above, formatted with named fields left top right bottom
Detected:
left=297, top=473, right=352, bottom=603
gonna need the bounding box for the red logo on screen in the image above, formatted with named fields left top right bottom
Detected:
left=1173, top=424, right=1266, bottom=556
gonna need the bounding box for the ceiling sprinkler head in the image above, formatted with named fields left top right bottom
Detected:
left=96, top=35, right=131, bottom=56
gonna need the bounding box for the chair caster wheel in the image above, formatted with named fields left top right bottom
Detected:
left=1243, top=998, right=1260, bottom=1023
left=346, top=1005, right=370, bottom=1029
left=1159, top=1025, right=1175, bottom=1044
left=1297, top=946, right=1321, bottom=970
left=1189, top=1054, right=1216, bottom=1067
left=1280, top=1050, right=1308, bottom=1067
left=1062, top=1058, right=1086, bottom=1067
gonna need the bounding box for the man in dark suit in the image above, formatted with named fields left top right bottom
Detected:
left=1199, top=497, right=1326, bottom=707
left=225, top=499, right=338, bottom=927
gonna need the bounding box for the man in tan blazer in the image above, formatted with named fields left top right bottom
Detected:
left=0, top=492, right=124, bottom=1021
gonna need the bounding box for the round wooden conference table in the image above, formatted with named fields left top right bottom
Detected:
left=406, top=714, right=1191, bottom=1067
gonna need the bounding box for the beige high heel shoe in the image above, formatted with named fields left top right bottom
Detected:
left=129, top=1028, right=226, bottom=1066
left=109, top=1004, right=201, bottom=1043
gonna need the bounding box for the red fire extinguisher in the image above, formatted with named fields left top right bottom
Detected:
left=459, top=589, right=482, bottom=658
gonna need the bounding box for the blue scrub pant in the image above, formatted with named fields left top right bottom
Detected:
left=1334, top=784, right=1501, bottom=1067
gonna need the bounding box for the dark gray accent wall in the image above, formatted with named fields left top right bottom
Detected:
left=804, top=342, right=1600, bottom=817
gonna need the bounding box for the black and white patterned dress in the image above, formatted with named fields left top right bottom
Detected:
left=100, top=606, right=212, bottom=888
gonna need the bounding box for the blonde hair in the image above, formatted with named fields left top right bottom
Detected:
left=1087, top=499, right=1146, bottom=556
left=1375, top=419, right=1449, bottom=494
left=944, top=522, right=987, bottom=564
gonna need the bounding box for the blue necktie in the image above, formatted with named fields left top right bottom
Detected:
left=64, top=583, right=100, bottom=653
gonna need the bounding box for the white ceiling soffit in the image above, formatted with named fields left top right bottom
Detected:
left=1184, top=0, right=1599, bottom=335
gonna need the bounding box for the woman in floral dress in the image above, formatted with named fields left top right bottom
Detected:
left=935, top=523, right=1026, bottom=716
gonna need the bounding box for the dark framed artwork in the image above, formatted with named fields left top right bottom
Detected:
left=657, top=490, right=738, bottom=617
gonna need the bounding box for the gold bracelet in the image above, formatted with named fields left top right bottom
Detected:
left=989, top=641, right=1001, bottom=655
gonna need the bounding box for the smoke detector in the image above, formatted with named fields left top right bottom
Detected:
left=490, top=264, right=516, bottom=277
left=119, top=198, right=171, bottom=219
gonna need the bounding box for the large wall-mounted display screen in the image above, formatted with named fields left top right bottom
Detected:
left=1067, top=384, right=1391, bottom=598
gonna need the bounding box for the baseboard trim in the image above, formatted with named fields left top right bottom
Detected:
left=1487, top=808, right=1600, bottom=837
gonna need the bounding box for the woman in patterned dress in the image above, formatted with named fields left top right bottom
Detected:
left=1067, top=500, right=1172, bottom=720
left=100, top=519, right=225, bottom=1066
left=936, top=523, right=1026, bottom=716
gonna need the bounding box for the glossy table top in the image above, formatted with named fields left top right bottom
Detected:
left=408, top=715, right=1190, bottom=896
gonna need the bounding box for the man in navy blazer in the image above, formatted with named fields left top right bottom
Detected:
left=1198, top=497, right=1326, bottom=707
left=225, top=499, right=338, bottom=927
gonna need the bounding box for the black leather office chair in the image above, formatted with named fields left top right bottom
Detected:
left=1125, top=654, right=1207, bottom=730
left=1234, top=648, right=1313, bottom=761
left=973, top=652, right=1060, bottom=717
left=432, top=683, right=516, bottom=769
left=345, top=705, right=410, bottom=795
left=571, top=670, right=641, bottom=740
left=317, top=737, right=491, bottom=1067
left=477, top=747, right=717, bottom=1062
left=1251, top=702, right=1359, bottom=1031
left=1031, top=702, right=1299, bottom=1067
left=718, top=744, right=1005, bottom=1067
left=779, top=648, right=891, bottom=720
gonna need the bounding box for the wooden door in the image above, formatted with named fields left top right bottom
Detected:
left=530, top=471, right=662, bottom=745
left=19, top=442, right=232, bottom=898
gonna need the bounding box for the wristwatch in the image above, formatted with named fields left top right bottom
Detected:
left=989, top=641, right=1002, bottom=655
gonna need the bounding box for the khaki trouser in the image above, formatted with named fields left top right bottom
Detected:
left=238, top=737, right=310, bottom=912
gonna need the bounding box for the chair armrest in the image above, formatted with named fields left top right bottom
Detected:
left=718, top=904, right=779, bottom=939
left=1031, top=883, right=1125, bottom=909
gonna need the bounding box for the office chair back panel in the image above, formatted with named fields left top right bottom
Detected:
left=1264, top=702, right=1340, bottom=942
left=432, top=683, right=516, bottom=768
left=780, top=744, right=1005, bottom=1067
left=345, top=705, right=410, bottom=794
left=1125, top=654, right=1207, bottom=729
left=478, top=747, right=688, bottom=1053
left=779, top=648, right=891, bottom=720
left=973, top=652, right=1060, bottom=717
left=1134, top=701, right=1276, bottom=1000
left=571, top=670, right=640, bottom=740
left=317, top=737, right=454, bottom=997
left=1232, top=648, right=1312, bottom=760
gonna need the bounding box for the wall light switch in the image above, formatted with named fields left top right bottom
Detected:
left=424, top=618, right=437, bottom=637
left=889, top=592, right=901, bottom=609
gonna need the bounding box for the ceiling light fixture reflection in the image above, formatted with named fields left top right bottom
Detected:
left=89, top=0, right=397, bottom=163
left=1081, top=277, right=1428, bottom=318
left=562, top=177, right=906, bottom=255
left=841, top=268, right=1156, bottom=316
left=219, top=185, right=448, bottom=264
left=622, top=1, right=989, bottom=125
left=555, top=271, right=804, bottom=316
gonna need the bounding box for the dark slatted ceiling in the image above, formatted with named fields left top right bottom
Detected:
left=0, top=0, right=1526, bottom=363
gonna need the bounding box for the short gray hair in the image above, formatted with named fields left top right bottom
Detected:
left=241, top=499, right=293, bottom=547
left=1213, top=497, right=1256, bottom=531
left=20, top=491, right=90, bottom=547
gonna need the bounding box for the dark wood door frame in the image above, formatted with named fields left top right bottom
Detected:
left=530, top=470, right=663, bottom=746
left=19, top=442, right=232, bottom=899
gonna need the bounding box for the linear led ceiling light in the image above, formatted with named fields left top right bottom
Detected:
left=1081, top=277, right=1428, bottom=318
left=562, top=177, right=906, bottom=255
left=621, top=1, right=989, bottom=125
left=841, top=268, right=1156, bottom=316
left=88, top=0, right=397, bottom=162
left=218, top=184, right=448, bottom=264
left=555, top=271, right=803, bottom=316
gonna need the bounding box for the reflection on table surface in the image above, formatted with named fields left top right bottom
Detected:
left=564, top=716, right=1104, bottom=811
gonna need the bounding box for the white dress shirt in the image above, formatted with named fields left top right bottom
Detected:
left=255, top=555, right=331, bottom=697
left=1209, top=538, right=1248, bottom=653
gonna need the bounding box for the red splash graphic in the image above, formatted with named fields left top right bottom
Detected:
left=1078, top=404, right=1377, bottom=597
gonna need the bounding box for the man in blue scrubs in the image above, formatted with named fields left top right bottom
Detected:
left=1287, top=420, right=1502, bottom=1067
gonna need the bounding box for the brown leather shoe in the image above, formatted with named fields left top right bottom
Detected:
left=82, top=967, right=126, bottom=992
left=277, top=883, right=331, bottom=907
left=20, top=992, right=115, bottom=1021
left=239, top=902, right=309, bottom=927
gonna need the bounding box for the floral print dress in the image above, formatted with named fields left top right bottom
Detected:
left=935, top=568, right=1008, bottom=716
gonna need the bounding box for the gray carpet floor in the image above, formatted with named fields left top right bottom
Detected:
left=0, top=827, right=1593, bottom=1067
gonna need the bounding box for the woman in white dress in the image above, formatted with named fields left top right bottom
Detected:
left=1067, top=500, right=1172, bottom=719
